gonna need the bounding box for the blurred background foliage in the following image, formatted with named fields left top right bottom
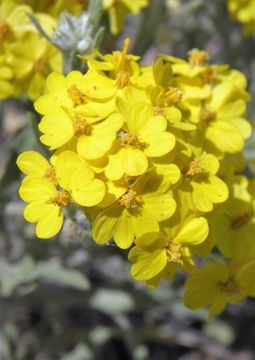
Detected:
left=1, top=0, right=255, bottom=359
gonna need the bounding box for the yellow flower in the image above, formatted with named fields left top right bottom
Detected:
left=132, top=58, right=195, bottom=131
left=228, top=0, right=255, bottom=35
left=162, top=51, right=249, bottom=105
left=35, top=71, right=123, bottom=157
left=35, top=71, right=114, bottom=120
left=184, top=261, right=255, bottom=317
left=163, top=49, right=211, bottom=78
left=17, top=150, right=105, bottom=238
left=19, top=176, right=69, bottom=239
left=54, top=151, right=106, bottom=207
left=178, top=151, right=229, bottom=213
left=103, top=0, right=148, bottom=35
left=211, top=177, right=255, bottom=260
left=82, top=38, right=141, bottom=104
left=104, top=102, right=176, bottom=180
left=129, top=213, right=209, bottom=287
left=188, top=82, right=251, bottom=155
left=0, top=1, right=33, bottom=50
left=8, top=31, right=62, bottom=100
left=17, top=150, right=57, bottom=184
left=39, top=108, right=122, bottom=160
left=92, top=170, right=177, bottom=249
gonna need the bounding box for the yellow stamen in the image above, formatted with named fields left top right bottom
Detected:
left=200, top=107, right=216, bottom=123
left=202, top=69, right=218, bottom=85
left=0, top=20, right=10, bottom=38
left=118, top=190, right=138, bottom=209
left=49, top=191, right=71, bottom=207
left=231, top=213, right=252, bottom=229
left=121, top=132, right=140, bottom=147
left=219, top=278, right=240, bottom=297
left=188, top=49, right=209, bottom=66
left=153, top=106, right=165, bottom=116
left=165, top=241, right=183, bottom=264
left=67, top=85, right=87, bottom=106
left=44, top=166, right=57, bottom=185
left=116, top=71, right=131, bottom=89
left=184, top=159, right=202, bottom=178
left=164, top=87, right=183, bottom=105
left=122, top=174, right=137, bottom=186
left=34, top=57, right=48, bottom=75
left=73, top=114, right=92, bottom=136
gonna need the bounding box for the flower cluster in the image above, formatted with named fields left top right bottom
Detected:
left=0, top=0, right=148, bottom=101
left=17, top=40, right=255, bottom=317
left=228, top=0, right=255, bottom=35
left=0, top=0, right=62, bottom=100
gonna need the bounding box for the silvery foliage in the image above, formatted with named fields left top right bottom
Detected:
left=27, top=0, right=104, bottom=73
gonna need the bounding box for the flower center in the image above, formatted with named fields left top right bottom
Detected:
left=49, top=191, right=71, bottom=207
left=202, top=69, right=218, bottom=85
left=0, top=19, right=10, bottom=39
left=165, top=241, right=183, bottom=264
left=219, top=278, right=240, bottom=297
left=73, top=114, right=92, bottom=136
left=116, top=71, right=131, bottom=89
left=184, top=159, right=202, bottom=178
left=188, top=49, right=209, bottom=66
left=153, top=106, right=165, bottom=116
left=122, top=174, right=137, bottom=186
left=200, top=107, right=216, bottom=123
left=118, top=190, right=138, bottom=209
left=231, top=213, right=252, bottom=229
left=121, top=132, right=140, bottom=147
left=67, top=85, right=87, bottom=106
left=34, top=57, right=48, bottom=75
left=44, top=166, right=57, bottom=185
left=164, top=87, right=183, bottom=105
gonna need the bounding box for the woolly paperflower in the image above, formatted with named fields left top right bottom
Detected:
left=17, top=150, right=105, bottom=238
left=184, top=261, right=255, bottom=317
left=178, top=151, right=229, bottom=213
left=104, top=102, right=176, bottom=180
left=129, top=213, right=209, bottom=287
left=92, top=170, right=177, bottom=249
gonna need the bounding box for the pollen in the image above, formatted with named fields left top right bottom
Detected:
left=73, top=114, right=92, bottom=136
left=153, top=106, right=165, bottom=116
left=219, top=278, right=240, bottom=297
left=118, top=190, right=138, bottom=209
left=164, top=87, right=183, bottom=105
left=122, top=174, right=137, bottom=186
left=0, top=20, right=10, bottom=38
left=121, top=132, right=140, bottom=147
left=184, top=159, right=202, bottom=178
left=200, top=107, right=216, bottom=123
left=188, top=49, right=210, bottom=66
left=202, top=69, right=218, bottom=85
left=165, top=241, right=183, bottom=264
left=44, top=166, right=57, bottom=185
left=116, top=71, right=131, bottom=89
left=67, top=85, right=87, bottom=106
left=231, top=212, right=252, bottom=229
left=49, top=191, right=71, bottom=207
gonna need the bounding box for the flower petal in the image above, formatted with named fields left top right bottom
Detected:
left=17, top=151, right=49, bottom=176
